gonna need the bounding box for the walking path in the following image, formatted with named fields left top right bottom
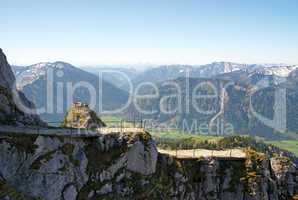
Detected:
left=0, top=125, right=246, bottom=159
left=158, top=148, right=246, bottom=159
left=0, top=125, right=146, bottom=137
left=0, top=125, right=99, bottom=137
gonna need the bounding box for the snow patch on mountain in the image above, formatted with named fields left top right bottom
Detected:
left=14, top=62, right=77, bottom=89
left=245, top=65, right=298, bottom=77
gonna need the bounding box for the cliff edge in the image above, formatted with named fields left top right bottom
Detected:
left=0, top=49, right=44, bottom=126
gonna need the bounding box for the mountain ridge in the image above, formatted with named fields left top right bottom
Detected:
left=13, top=61, right=130, bottom=123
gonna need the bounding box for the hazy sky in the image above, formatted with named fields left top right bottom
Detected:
left=1, top=0, right=298, bottom=66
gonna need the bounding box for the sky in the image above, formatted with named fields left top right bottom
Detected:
left=1, top=0, right=298, bottom=66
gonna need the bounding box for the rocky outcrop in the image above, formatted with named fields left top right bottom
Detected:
left=0, top=131, right=158, bottom=200
left=0, top=49, right=15, bottom=90
left=126, top=140, right=158, bottom=175
left=270, top=157, right=298, bottom=197
left=0, top=48, right=44, bottom=126
left=0, top=131, right=296, bottom=200
left=61, top=102, right=105, bottom=129
left=149, top=151, right=298, bottom=200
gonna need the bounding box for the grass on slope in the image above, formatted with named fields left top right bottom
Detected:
left=151, top=131, right=222, bottom=141
left=101, top=115, right=132, bottom=127
left=150, top=130, right=223, bottom=149
left=100, top=116, right=298, bottom=157
left=101, top=115, right=147, bottom=128
left=101, top=115, right=123, bottom=122
left=265, top=140, right=298, bottom=157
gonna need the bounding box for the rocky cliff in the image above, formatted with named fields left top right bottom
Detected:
left=0, top=131, right=297, bottom=200
left=61, top=102, right=106, bottom=129
left=0, top=49, right=44, bottom=126
left=0, top=131, right=158, bottom=200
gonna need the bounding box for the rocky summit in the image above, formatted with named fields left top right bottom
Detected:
left=61, top=102, right=106, bottom=129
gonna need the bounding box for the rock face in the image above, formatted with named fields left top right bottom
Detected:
left=0, top=131, right=296, bottom=200
left=270, top=157, right=298, bottom=197
left=0, top=49, right=44, bottom=126
left=61, top=102, right=106, bottom=129
left=0, top=49, right=15, bottom=89
left=0, top=131, right=158, bottom=200
left=148, top=151, right=298, bottom=200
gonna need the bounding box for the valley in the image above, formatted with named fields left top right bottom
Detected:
left=12, top=58, right=298, bottom=153
left=0, top=48, right=297, bottom=199
left=2, top=1, right=298, bottom=199
left=13, top=61, right=298, bottom=140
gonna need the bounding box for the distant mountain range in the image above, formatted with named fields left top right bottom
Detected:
left=124, top=62, right=298, bottom=139
left=15, top=61, right=296, bottom=91
left=126, top=76, right=298, bottom=140
left=132, top=62, right=297, bottom=85
left=12, top=61, right=298, bottom=139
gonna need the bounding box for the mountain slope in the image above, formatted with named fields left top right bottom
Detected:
left=132, top=62, right=298, bottom=87
left=14, top=62, right=129, bottom=123
left=126, top=77, right=250, bottom=135
left=81, top=66, right=139, bottom=91
left=126, top=76, right=298, bottom=140
left=132, top=62, right=247, bottom=85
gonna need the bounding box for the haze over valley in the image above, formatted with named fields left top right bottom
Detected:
left=1, top=1, right=298, bottom=199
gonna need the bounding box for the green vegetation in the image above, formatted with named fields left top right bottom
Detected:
left=61, top=143, right=81, bottom=166
left=101, top=115, right=123, bottom=123
left=30, top=150, right=56, bottom=170
left=151, top=130, right=222, bottom=149
left=101, top=115, right=135, bottom=128
left=123, top=131, right=152, bottom=149
left=241, top=149, right=267, bottom=195
left=31, top=143, right=80, bottom=170
left=227, top=161, right=246, bottom=192
left=151, top=130, right=221, bottom=141
left=61, top=143, right=75, bottom=155
left=84, top=137, right=126, bottom=173
left=78, top=135, right=129, bottom=200
left=265, top=140, right=298, bottom=157
left=151, top=131, right=298, bottom=162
